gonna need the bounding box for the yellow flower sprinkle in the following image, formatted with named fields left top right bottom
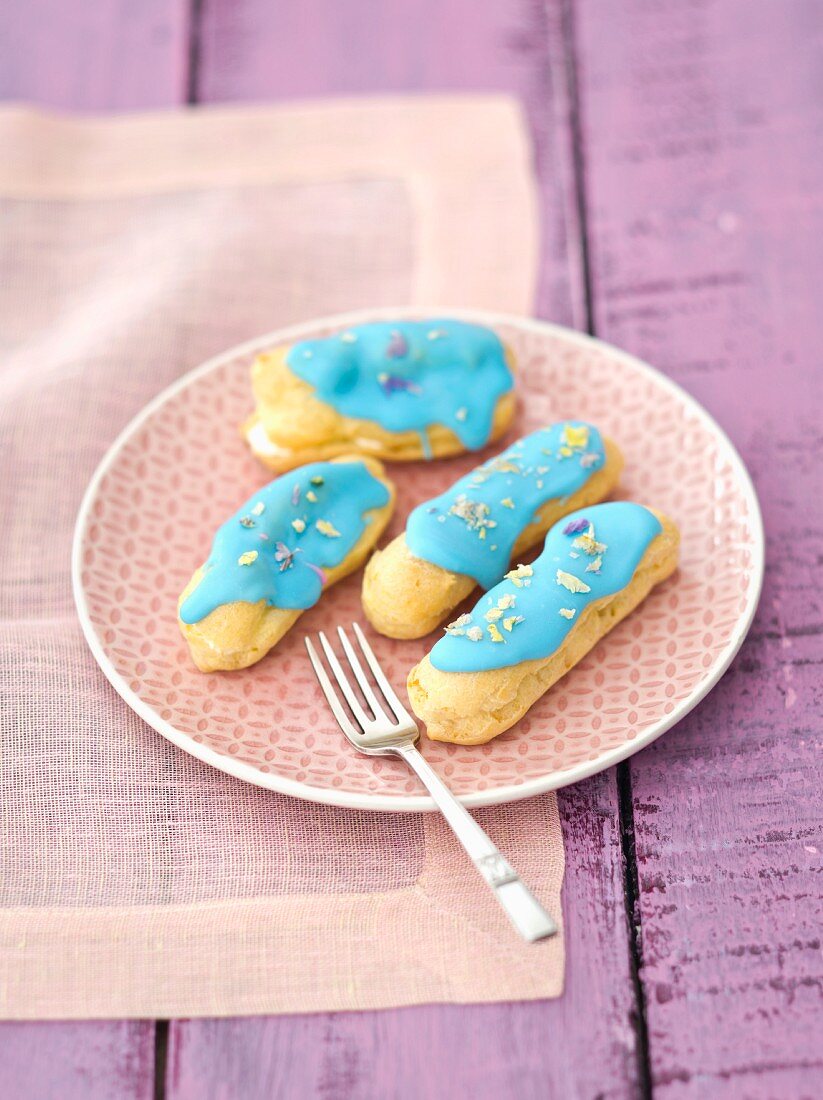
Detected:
left=556, top=569, right=591, bottom=594
left=310, top=476, right=324, bottom=486
left=306, top=490, right=318, bottom=503
left=574, top=525, right=607, bottom=556
left=291, top=518, right=306, bottom=533
left=504, top=563, right=533, bottom=587
left=238, top=550, right=258, bottom=566
left=316, top=519, right=341, bottom=538
left=488, top=623, right=505, bottom=643
left=559, top=608, right=576, bottom=620
left=484, top=607, right=503, bottom=622
left=501, top=497, right=515, bottom=509
left=562, top=424, right=590, bottom=450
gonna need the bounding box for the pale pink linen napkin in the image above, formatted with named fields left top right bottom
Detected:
left=0, top=97, right=564, bottom=1018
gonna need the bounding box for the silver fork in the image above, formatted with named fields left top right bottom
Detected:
left=305, top=623, right=557, bottom=943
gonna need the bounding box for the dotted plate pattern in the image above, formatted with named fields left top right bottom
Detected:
left=75, top=311, right=763, bottom=810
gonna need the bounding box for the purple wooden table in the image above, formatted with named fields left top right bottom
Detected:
left=2, top=1, right=822, bottom=1096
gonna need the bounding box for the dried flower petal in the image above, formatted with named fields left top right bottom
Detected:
left=503, top=616, right=524, bottom=632
left=563, top=517, right=589, bottom=536
left=274, top=542, right=299, bottom=572
left=504, top=563, right=533, bottom=587
left=559, top=607, right=576, bottom=620
left=488, top=623, right=505, bottom=643
left=238, top=550, right=258, bottom=566
left=316, top=519, right=341, bottom=538
left=562, top=424, right=590, bottom=450
left=556, top=569, right=591, bottom=594
left=445, top=613, right=472, bottom=636
left=291, top=518, right=306, bottom=533
left=466, top=626, right=483, bottom=641
left=573, top=524, right=607, bottom=556
left=386, top=330, right=409, bottom=358
left=251, top=502, right=265, bottom=516
left=239, top=516, right=256, bottom=528
left=585, top=555, right=603, bottom=574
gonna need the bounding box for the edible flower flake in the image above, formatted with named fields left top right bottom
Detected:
left=556, top=569, right=591, bottom=594
left=316, top=519, right=341, bottom=538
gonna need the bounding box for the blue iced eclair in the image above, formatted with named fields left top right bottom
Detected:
left=362, top=422, right=623, bottom=638
left=407, top=502, right=679, bottom=744
left=243, top=319, right=516, bottom=472
left=178, top=457, right=395, bottom=671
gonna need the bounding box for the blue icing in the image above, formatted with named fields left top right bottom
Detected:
left=286, top=320, right=513, bottom=452
left=406, top=422, right=606, bottom=590
left=429, top=502, right=662, bottom=673
left=180, top=461, right=390, bottom=624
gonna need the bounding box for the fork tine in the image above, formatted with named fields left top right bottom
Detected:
left=336, top=626, right=389, bottom=723
left=317, top=631, right=373, bottom=730
left=351, top=622, right=413, bottom=724
left=304, top=637, right=362, bottom=742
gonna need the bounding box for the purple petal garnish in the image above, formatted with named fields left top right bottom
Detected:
left=580, top=453, right=601, bottom=469
left=563, top=518, right=589, bottom=535
left=379, top=374, right=421, bottom=396
left=304, top=561, right=326, bottom=585
left=386, top=330, right=409, bottom=359
left=291, top=484, right=301, bottom=507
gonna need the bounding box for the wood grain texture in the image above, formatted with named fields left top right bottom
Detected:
left=167, top=2, right=643, bottom=1097
left=194, top=0, right=588, bottom=330
left=574, top=0, right=823, bottom=1094
left=0, top=0, right=190, bottom=110
left=0, top=1021, right=154, bottom=1100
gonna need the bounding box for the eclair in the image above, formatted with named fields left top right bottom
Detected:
left=243, top=319, right=516, bottom=471
left=362, top=422, right=623, bottom=638
left=178, top=457, right=395, bottom=671
left=407, top=502, right=679, bottom=744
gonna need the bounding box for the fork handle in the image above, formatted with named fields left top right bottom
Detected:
left=394, top=743, right=557, bottom=943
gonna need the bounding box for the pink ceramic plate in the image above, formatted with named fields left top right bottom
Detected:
left=73, top=308, right=764, bottom=811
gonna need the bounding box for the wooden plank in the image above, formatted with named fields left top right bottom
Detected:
left=168, top=3, right=643, bottom=1098
left=0, top=1021, right=154, bottom=1100
left=194, top=0, right=588, bottom=330
left=0, top=0, right=190, bottom=109
left=574, top=0, right=823, bottom=1094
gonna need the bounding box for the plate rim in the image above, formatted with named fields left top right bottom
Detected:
left=72, top=306, right=765, bottom=812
